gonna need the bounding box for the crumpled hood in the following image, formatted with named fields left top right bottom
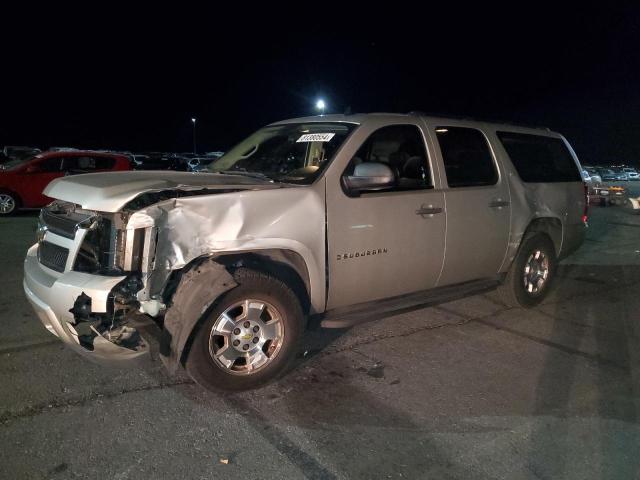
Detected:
left=44, top=170, right=280, bottom=212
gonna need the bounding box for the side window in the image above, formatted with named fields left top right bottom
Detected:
left=496, top=132, right=581, bottom=183
left=435, top=127, right=498, bottom=188
left=92, top=156, right=115, bottom=169
left=76, top=156, right=97, bottom=170
left=35, top=157, right=62, bottom=172
left=345, top=124, right=432, bottom=191
left=61, top=157, right=79, bottom=171
left=62, top=156, right=115, bottom=171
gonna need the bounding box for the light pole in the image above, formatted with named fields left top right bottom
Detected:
left=315, top=99, right=326, bottom=115
left=191, top=117, right=197, bottom=154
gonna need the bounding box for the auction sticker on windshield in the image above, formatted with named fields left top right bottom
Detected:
left=297, top=133, right=335, bottom=142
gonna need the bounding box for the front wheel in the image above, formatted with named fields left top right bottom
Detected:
left=497, top=233, right=557, bottom=308
left=0, top=192, right=18, bottom=215
left=186, top=268, right=304, bottom=391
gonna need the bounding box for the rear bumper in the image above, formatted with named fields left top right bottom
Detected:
left=23, top=244, right=150, bottom=364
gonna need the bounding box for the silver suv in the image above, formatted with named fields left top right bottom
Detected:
left=23, top=113, right=587, bottom=391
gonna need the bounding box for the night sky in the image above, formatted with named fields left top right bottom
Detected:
left=2, top=5, right=639, bottom=166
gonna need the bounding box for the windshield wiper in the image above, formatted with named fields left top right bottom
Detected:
left=216, top=169, right=274, bottom=182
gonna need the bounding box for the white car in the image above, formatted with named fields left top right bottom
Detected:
left=623, top=167, right=639, bottom=180
left=24, top=113, right=588, bottom=391
left=584, top=168, right=602, bottom=184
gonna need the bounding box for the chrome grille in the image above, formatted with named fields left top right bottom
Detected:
left=38, top=241, right=69, bottom=272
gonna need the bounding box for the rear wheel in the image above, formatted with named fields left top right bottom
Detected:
left=186, top=268, right=304, bottom=391
left=0, top=192, right=18, bottom=215
left=498, top=233, right=557, bottom=308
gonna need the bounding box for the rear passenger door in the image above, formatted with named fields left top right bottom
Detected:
left=430, top=125, right=511, bottom=285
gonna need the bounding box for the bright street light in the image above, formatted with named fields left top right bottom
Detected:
left=315, top=99, right=326, bottom=114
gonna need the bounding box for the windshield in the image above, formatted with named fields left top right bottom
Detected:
left=209, top=122, right=357, bottom=184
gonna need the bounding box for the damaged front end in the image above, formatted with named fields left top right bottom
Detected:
left=26, top=177, right=323, bottom=369
left=66, top=277, right=156, bottom=359
left=25, top=201, right=164, bottom=363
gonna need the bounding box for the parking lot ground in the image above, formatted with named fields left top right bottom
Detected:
left=1, top=186, right=640, bottom=479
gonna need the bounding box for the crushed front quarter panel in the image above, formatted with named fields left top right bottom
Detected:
left=126, top=183, right=327, bottom=314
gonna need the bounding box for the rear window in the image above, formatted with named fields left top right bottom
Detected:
left=497, top=132, right=581, bottom=183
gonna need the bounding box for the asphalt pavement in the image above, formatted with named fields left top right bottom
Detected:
left=1, top=183, right=639, bottom=479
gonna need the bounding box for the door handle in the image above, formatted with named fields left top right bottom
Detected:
left=415, top=205, right=443, bottom=217
left=488, top=199, right=510, bottom=208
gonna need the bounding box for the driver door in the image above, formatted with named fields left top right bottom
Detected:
left=325, top=122, right=447, bottom=309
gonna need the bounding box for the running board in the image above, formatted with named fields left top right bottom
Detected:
left=319, top=278, right=501, bottom=329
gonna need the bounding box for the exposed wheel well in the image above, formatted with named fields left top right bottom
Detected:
left=162, top=249, right=312, bottom=315
left=160, top=250, right=312, bottom=370
left=213, top=251, right=311, bottom=315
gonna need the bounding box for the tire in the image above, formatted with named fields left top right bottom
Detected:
left=185, top=268, right=304, bottom=391
left=497, top=233, right=557, bottom=308
left=0, top=191, right=19, bottom=216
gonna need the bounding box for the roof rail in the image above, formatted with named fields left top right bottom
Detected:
left=406, top=111, right=551, bottom=131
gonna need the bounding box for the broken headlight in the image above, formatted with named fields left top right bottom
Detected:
left=74, top=212, right=147, bottom=275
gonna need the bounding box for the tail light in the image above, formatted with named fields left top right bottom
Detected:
left=582, top=182, right=589, bottom=225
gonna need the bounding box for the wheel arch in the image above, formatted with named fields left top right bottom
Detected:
left=0, top=188, right=23, bottom=210
left=502, top=216, right=563, bottom=273
left=160, top=249, right=312, bottom=372
left=523, top=217, right=563, bottom=257
left=212, top=249, right=311, bottom=315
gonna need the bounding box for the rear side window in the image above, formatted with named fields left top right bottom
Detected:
left=36, top=157, right=62, bottom=172
left=93, top=156, right=116, bottom=169
left=62, top=156, right=116, bottom=171
left=497, top=132, right=581, bottom=183
left=435, top=127, right=498, bottom=188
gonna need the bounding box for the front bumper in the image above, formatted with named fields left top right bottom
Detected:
left=23, top=244, right=150, bottom=364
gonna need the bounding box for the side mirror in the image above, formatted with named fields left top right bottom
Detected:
left=344, top=162, right=395, bottom=191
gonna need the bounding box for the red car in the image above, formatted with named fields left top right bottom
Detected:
left=0, top=150, right=131, bottom=215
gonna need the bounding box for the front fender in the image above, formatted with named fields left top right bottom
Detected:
left=161, top=259, right=237, bottom=373
left=127, top=186, right=327, bottom=314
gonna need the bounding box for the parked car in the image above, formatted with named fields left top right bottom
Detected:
left=590, top=185, right=627, bottom=206
left=131, top=153, right=174, bottom=171
left=1, top=146, right=41, bottom=165
left=597, top=168, right=617, bottom=181
left=610, top=167, right=629, bottom=181
left=187, top=156, right=217, bottom=172
left=24, top=113, right=586, bottom=391
left=0, top=150, right=131, bottom=215
left=623, top=167, right=639, bottom=180
left=583, top=167, right=602, bottom=184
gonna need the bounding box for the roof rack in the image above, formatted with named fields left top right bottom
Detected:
left=406, top=111, right=551, bottom=131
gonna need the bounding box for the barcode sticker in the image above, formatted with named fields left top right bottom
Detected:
left=296, top=133, right=335, bottom=143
